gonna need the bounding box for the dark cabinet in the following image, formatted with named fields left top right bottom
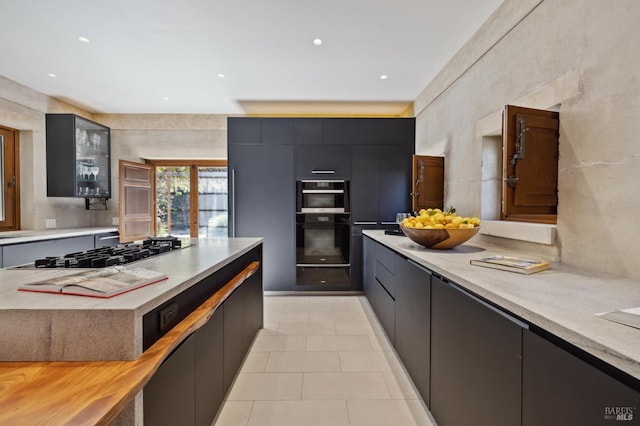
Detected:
left=195, top=308, right=224, bottom=426
left=430, top=275, right=524, bottom=426
left=352, top=144, right=413, bottom=223
left=144, top=334, right=197, bottom=426
left=362, top=234, right=376, bottom=302
left=522, top=330, right=640, bottom=426
left=228, top=117, right=261, bottom=145
left=351, top=117, right=415, bottom=145
left=294, top=119, right=323, bottom=145
left=395, top=259, right=431, bottom=404
left=228, top=144, right=294, bottom=291
left=295, top=144, right=351, bottom=179
left=261, top=118, right=294, bottom=145
left=45, top=114, right=111, bottom=198
left=323, top=118, right=350, bottom=144
left=374, top=278, right=395, bottom=344
left=223, top=285, right=244, bottom=392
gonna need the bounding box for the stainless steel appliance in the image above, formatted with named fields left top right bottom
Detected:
left=295, top=180, right=351, bottom=288
left=296, top=180, right=350, bottom=213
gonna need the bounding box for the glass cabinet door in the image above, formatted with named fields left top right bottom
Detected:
left=75, top=116, right=110, bottom=198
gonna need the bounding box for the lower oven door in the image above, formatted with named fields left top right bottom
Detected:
left=296, top=213, right=350, bottom=287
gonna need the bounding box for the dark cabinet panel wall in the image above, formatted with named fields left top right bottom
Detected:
left=228, top=117, right=415, bottom=291
left=522, top=330, right=640, bottom=426
left=228, top=144, right=295, bottom=291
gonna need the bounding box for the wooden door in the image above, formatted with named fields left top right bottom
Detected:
left=119, top=160, right=154, bottom=243
left=502, top=105, right=559, bottom=223
left=411, top=155, right=444, bottom=212
left=0, top=126, right=19, bottom=231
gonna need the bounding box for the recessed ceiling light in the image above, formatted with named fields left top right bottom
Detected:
left=78, top=36, right=90, bottom=43
left=313, top=38, right=322, bottom=46
left=217, top=74, right=225, bottom=79
left=380, top=75, right=388, bottom=80
left=48, top=73, right=57, bottom=78
left=162, top=97, right=169, bottom=101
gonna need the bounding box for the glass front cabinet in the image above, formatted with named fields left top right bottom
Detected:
left=46, top=114, right=111, bottom=199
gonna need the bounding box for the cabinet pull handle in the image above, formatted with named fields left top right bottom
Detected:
left=311, top=170, right=335, bottom=174
left=230, top=169, right=236, bottom=237
left=380, top=222, right=397, bottom=225
left=353, top=222, right=377, bottom=225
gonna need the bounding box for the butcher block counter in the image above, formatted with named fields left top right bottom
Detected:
left=0, top=237, right=263, bottom=425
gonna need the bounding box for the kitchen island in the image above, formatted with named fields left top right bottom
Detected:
left=363, top=230, right=640, bottom=425
left=0, top=237, right=263, bottom=425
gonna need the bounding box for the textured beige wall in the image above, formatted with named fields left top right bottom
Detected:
left=414, top=0, right=640, bottom=278
left=92, top=114, right=229, bottom=224
left=0, top=76, right=97, bottom=230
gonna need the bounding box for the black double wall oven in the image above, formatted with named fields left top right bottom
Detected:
left=296, top=180, right=350, bottom=288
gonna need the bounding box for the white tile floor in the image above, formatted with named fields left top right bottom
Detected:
left=213, top=295, right=436, bottom=426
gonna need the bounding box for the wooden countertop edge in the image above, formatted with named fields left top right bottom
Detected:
left=0, top=261, right=261, bottom=425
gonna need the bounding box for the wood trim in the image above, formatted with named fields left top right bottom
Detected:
left=190, top=165, right=198, bottom=237
left=145, top=159, right=228, bottom=167
left=0, top=125, right=19, bottom=231
left=0, top=261, right=260, bottom=426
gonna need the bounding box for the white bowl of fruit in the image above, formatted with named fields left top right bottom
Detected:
left=399, top=208, right=480, bottom=249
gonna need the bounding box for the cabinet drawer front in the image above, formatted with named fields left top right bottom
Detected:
left=375, top=280, right=395, bottom=344
left=375, top=260, right=395, bottom=298
left=375, top=243, right=398, bottom=274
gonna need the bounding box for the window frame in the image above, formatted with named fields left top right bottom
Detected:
left=146, top=159, right=228, bottom=238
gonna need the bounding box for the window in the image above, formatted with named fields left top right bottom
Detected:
left=149, top=160, right=228, bottom=238
left=0, top=125, right=19, bottom=231
left=502, top=105, right=559, bottom=224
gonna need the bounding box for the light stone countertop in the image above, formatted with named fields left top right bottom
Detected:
left=363, top=230, right=640, bottom=381
left=0, top=227, right=118, bottom=246
left=0, top=237, right=262, bottom=362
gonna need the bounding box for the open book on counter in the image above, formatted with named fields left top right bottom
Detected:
left=18, top=266, right=168, bottom=298
left=470, top=255, right=551, bottom=275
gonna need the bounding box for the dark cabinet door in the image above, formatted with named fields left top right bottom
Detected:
left=351, top=144, right=412, bottom=223
left=241, top=269, right=263, bottom=355
left=223, top=287, right=244, bottom=393
left=523, top=330, right=640, bottom=426
left=144, top=334, right=196, bottom=426
left=228, top=117, right=261, bottom=145
left=430, top=276, right=523, bottom=426
left=362, top=235, right=376, bottom=302
left=294, top=119, right=323, bottom=145
left=262, top=118, right=294, bottom=145
left=195, top=307, right=224, bottom=426
left=295, top=144, right=351, bottom=179
left=323, top=118, right=350, bottom=145
left=374, top=279, right=395, bottom=344
left=228, top=144, right=294, bottom=291
left=378, top=144, right=412, bottom=223
left=395, top=259, right=431, bottom=404
left=351, top=145, right=380, bottom=223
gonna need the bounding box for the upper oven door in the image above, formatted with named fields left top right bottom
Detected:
left=296, top=180, right=350, bottom=213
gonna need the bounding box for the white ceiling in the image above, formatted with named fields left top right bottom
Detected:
left=0, top=0, right=503, bottom=115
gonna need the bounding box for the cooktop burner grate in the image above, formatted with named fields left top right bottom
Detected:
left=32, top=236, right=182, bottom=268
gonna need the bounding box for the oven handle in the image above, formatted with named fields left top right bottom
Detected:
left=302, top=189, right=344, bottom=194
left=311, top=170, right=336, bottom=174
